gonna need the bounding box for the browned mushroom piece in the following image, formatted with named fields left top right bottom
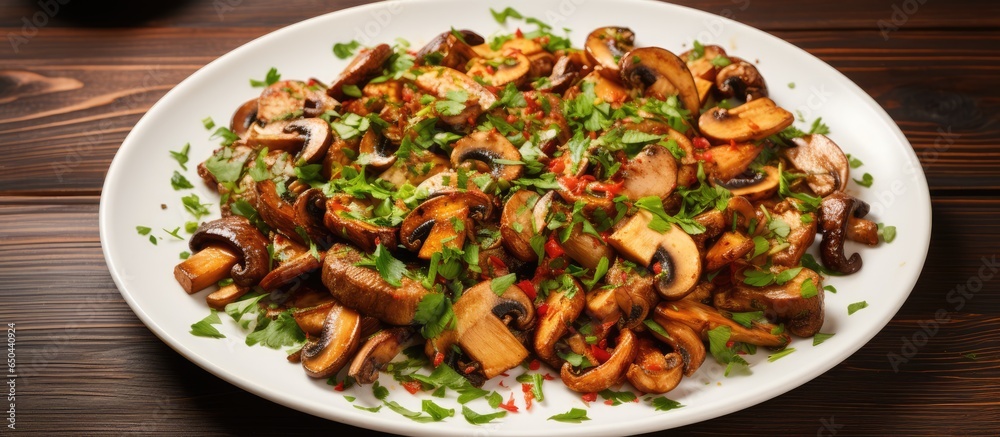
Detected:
left=716, top=59, right=768, bottom=103
left=399, top=191, right=493, bottom=260
left=293, top=188, right=331, bottom=245
left=206, top=283, right=251, bottom=310
left=785, top=134, right=850, bottom=197
left=348, top=327, right=415, bottom=384
left=762, top=199, right=818, bottom=267
left=246, top=118, right=333, bottom=165
left=698, top=97, right=793, bottom=144
left=527, top=51, right=557, bottom=80
left=292, top=301, right=336, bottom=336
left=415, top=30, right=482, bottom=69
left=608, top=211, right=702, bottom=300
left=704, top=231, right=754, bottom=272
left=257, top=80, right=311, bottom=123
left=560, top=329, right=638, bottom=393
left=646, top=317, right=706, bottom=376
left=500, top=190, right=542, bottom=262
left=533, top=192, right=615, bottom=269
left=377, top=149, right=451, bottom=188
left=467, top=52, right=532, bottom=87
left=705, top=141, right=763, bottom=182
left=255, top=179, right=299, bottom=239
left=322, top=193, right=399, bottom=254
left=847, top=215, right=879, bottom=246
left=716, top=267, right=825, bottom=337
left=585, top=27, right=635, bottom=79
left=654, top=300, right=789, bottom=347
left=230, top=98, right=259, bottom=138
left=618, top=144, right=679, bottom=201
left=328, top=44, right=393, bottom=101
left=538, top=56, right=583, bottom=93
left=586, top=286, right=621, bottom=324
left=413, top=66, right=496, bottom=125
left=533, top=276, right=586, bottom=368
left=715, top=166, right=780, bottom=202
left=175, top=216, right=270, bottom=293
left=321, top=243, right=429, bottom=325
left=626, top=337, right=684, bottom=394
left=301, top=302, right=362, bottom=378
left=450, top=130, right=524, bottom=182
left=607, top=258, right=658, bottom=330
left=554, top=179, right=616, bottom=217
left=618, top=47, right=702, bottom=117
left=428, top=279, right=536, bottom=382
left=818, top=192, right=875, bottom=274
left=258, top=250, right=322, bottom=292
left=357, top=128, right=397, bottom=171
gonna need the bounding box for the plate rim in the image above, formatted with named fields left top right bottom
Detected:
left=99, top=1, right=933, bottom=435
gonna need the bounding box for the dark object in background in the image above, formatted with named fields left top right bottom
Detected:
left=23, top=0, right=194, bottom=27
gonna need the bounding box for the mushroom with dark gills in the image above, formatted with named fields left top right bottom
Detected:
left=608, top=210, right=702, bottom=300
left=174, top=216, right=270, bottom=293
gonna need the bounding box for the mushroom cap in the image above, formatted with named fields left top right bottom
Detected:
left=533, top=276, right=586, bottom=368
left=450, top=130, right=524, bottom=181
left=818, top=192, right=870, bottom=274
left=626, top=338, right=684, bottom=394
left=786, top=134, right=850, bottom=197
left=618, top=47, right=701, bottom=117
left=698, top=97, right=793, bottom=144
left=560, top=329, right=638, bottom=393
left=321, top=243, right=429, bottom=325
left=585, top=26, right=635, bottom=79
left=399, top=191, right=493, bottom=257
left=301, top=302, right=362, bottom=378
left=715, top=59, right=769, bottom=103
left=500, top=190, right=542, bottom=262
left=189, top=216, right=270, bottom=287
left=328, top=44, right=393, bottom=101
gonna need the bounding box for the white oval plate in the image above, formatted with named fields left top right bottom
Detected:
left=100, top=0, right=931, bottom=435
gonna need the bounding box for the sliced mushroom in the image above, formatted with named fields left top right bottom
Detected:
left=292, top=302, right=335, bottom=336
left=679, top=44, right=729, bottom=80
left=400, top=191, right=492, bottom=260
left=607, top=211, right=701, bottom=300
left=716, top=59, right=768, bottom=103
left=586, top=286, right=622, bottom=324
left=430, top=279, right=536, bottom=380
left=348, top=327, right=415, bottom=384
left=706, top=141, right=763, bottom=182
left=257, top=80, right=311, bottom=123
left=323, top=194, right=399, bottom=253
left=608, top=258, right=658, bottom=329
left=560, top=329, right=638, bottom=393
left=178, top=216, right=270, bottom=291
left=500, top=190, right=542, bottom=262
left=764, top=199, right=818, bottom=267
left=467, top=52, right=532, bottom=87
left=301, top=302, right=362, bottom=378
left=534, top=276, right=586, bottom=368
left=377, top=148, right=451, bottom=188
left=646, top=317, right=706, bottom=376
left=618, top=144, right=679, bottom=201
left=818, top=192, right=873, bottom=274
left=785, top=134, right=850, bottom=197
left=626, top=338, right=684, bottom=394
left=538, top=55, right=583, bottom=93
left=716, top=267, right=825, bottom=337
left=847, top=215, right=879, bottom=246
left=654, top=300, right=789, bottom=347
left=255, top=179, right=299, bottom=239
left=533, top=192, right=615, bottom=269
left=247, top=118, right=333, bottom=165
left=716, top=165, right=780, bottom=202
left=357, top=128, right=397, bottom=171
left=321, top=243, right=429, bottom=325
left=416, top=30, right=481, bottom=69
left=450, top=130, right=524, bottom=181
left=328, top=44, right=393, bottom=101
left=259, top=250, right=322, bottom=291
left=206, top=283, right=250, bottom=310
left=704, top=231, right=754, bottom=272
left=619, top=47, right=701, bottom=117
left=230, top=98, right=258, bottom=138
left=698, top=97, right=793, bottom=143
left=293, top=188, right=331, bottom=245
left=585, top=27, right=635, bottom=79
left=413, top=66, right=497, bottom=123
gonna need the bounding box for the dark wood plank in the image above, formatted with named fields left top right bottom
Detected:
left=1, top=0, right=997, bottom=31
left=1, top=196, right=997, bottom=435
left=1, top=29, right=998, bottom=195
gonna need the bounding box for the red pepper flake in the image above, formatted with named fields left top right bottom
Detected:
left=537, top=303, right=549, bottom=317
left=402, top=86, right=415, bottom=103
left=652, top=262, right=663, bottom=275
left=522, top=383, right=533, bottom=393
left=693, top=137, right=711, bottom=150
left=726, top=340, right=735, bottom=348
left=543, top=373, right=555, bottom=381
left=306, top=78, right=318, bottom=87
left=489, top=255, right=507, bottom=270
left=464, top=365, right=477, bottom=374
left=499, top=393, right=519, bottom=413
left=604, top=399, right=615, bottom=406
left=528, top=359, right=541, bottom=371
left=486, top=64, right=497, bottom=75
left=523, top=385, right=535, bottom=410
left=646, top=363, right=664, bottom=372
left=515, top=28, right=524, bottom=38
left=498, top=380, right=507, bottom=388
left=590, top=180, right=625, bottom=199
left=402, top=380, right=422, bottom=395
left=591, top=344, right=613, bottom=364
left=548, top=158, right=566, bottom=174
left=747, top=120, right=760, bottom=131
left=433, top=351, right=445, bottom=367
left=500, top=372, right=509, bottom=377
left=517, top=280, right=537, bottom=300
left=589, top=131, right=598, bottom=140
left=544, top=237, right=565, bottom=258
left=333, top=380, right=346, bottom=391
left=582, top=392, right=598, bottom=403
left=506, top=114, right=518, bottom=123
left=694, top=150, right=714, bottom=163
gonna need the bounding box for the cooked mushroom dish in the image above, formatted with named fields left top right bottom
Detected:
left=174, top=19, right=891, bottom=413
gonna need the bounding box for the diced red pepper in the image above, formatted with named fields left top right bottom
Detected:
left=726, top=340, right=735, bottom=348
left=652, top=262, right=663, bottom=275
left=489, top=255, right=507, bottom=270
left=523, top=385, right=535, bottom=410
left=694, top=150, right=714, bottom=163
left=536, top=303, right=549, bottom=317
left=515, top=28, right=524, bottom=38
left=582, top=392, right=598, bottom=403
left=604, top=399, right=615, bottom=406
left=646, top=363, right=664, bottom=372
left=333, top=380, right=346, bottom=391
left=402, top=380, right=422, bottom=395
left=402, top=86, right=415, bottom=103
left=528, top=359, right=541, bottom=370
left=590, top=180, right=625, bottom=199
left=591, top=344, right=613, bottom=364
left=543, top=373, right=555, bottom=381
left=486, top=65, right=497, bottom=75
left=549, top=158, right=566, bottom=174
left=464, top=365, right=477, bottom=374
left=544, top=238, right=565, bottom=258
left=433, top=351, right=445, bottom=367
left=693, top=137, right=711, bottom=150
left=506, top=114, right=518, bottom=123
left=517, top=280, right=537, bottom=300
left=499, top=393, right=519, bottom=413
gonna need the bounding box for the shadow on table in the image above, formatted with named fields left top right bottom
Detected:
left=21, top=0, right=196, bottom=27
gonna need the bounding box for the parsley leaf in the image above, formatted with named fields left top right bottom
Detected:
left=189, top=309, right=226, bottom=339
left=181, top=194, right=211, bottom=219
left=846, top=153, right=863, bottom=168
left=636, top=196, right=706, bottom=235
left=333, top=40, right=361, bottom=59
left=707, top=325, right=750, bottom=376
left=729, top=311, right=765, bottom=328
left=461, top=406, right=506, bottom=425
left=648, top=396, right=684, bottom=411
left=767, top=348, right=796, bottom=362
left=204, top=147, right=248, bottom=183
left=163, top=227, right=183, bottom=240
left=812, top=332, right=835, bottom=346
left=135, top=226, right=152, bottom=236
left=878, top=223, right=897, bottom=243
left=581, top=256, right=610, bottom=290
left=848, top=301, right=868, bottom=315
left=341, top=84, right=362, bottom=98
left=169, top=143, right=190, bottom=170
left=775, top=267, right=803, bottom=285
left=356, top=243, right=408, bottom=287
left=800, top=277, right=818, bottom=298
left=853, top=172, right=874, bottom=188
left=170, top=171, right=194, bottom=190
left=249, top=67, right=281, bottom=87
left=742, top=268, right=776, bottom=287
left=599, top=389, right=636, bottom=406
left=809, top=117, right=831, bottom=135
left=490, top=6, right=523, bottom=24
left=548, top=408, right=590, bottom=423
left=490, top=273, right=518, bottom=296
left=245, top=310, right=306, bottom=349
left=413, top=293, right=456, bottom=339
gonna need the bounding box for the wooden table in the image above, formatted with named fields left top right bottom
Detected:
left=1, top=0, right=998, bottom=435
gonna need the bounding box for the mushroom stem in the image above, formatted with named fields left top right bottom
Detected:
left=174, top=244, right=239, bottom=294
left=206, top=283, right=250, bottom=310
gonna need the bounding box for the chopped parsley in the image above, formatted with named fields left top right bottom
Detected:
left=181, top=194, right=211, bottom=219
left=333, top=40, right=361, bottom=59
left=490, top=6, right=523, bottom=24
left=461, top=406, right=506, bottom=425
left=490, top=273, right=518, bottom=296
left=355, top=243, right=408, bottom=287
left=767, top=348, right=796, bottom=362
left=413, top=292, right=456, bottom=339
left=249, top=67, right=281, bottom=87
left=847, top=301, right=868, bottom=315
left=548, top=408, right=590, bottom=423
left=707, top=325, right=749, bottom=376
left=189, top=309, right=226, bottom=339
left=171, top=171, right=194, bottom=190
left=846, top=153, right=864, bottom=168
left=169, top=143, right=190, bottom=170
left=878, top=223, right=897, bottom=243
left=812, top=332, right=835, bottom=346
left=853, top=172, right=874, bottom=188
left=135, top=226, right=152, bottom=236
left=648, top=396, right=684, bottom=411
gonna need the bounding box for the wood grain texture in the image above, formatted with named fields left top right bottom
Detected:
left=0, top=0, right=997, bottom=435
left=1, top=197, right=997, bottom=435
